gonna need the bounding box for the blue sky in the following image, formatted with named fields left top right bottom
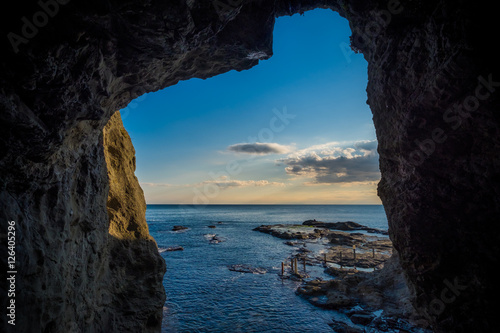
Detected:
left=121, top=9, right=381, bottom=204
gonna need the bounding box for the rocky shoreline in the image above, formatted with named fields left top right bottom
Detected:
left=253, top=221, right=392, bottom=270
left=254, top=220, right=431, bottom=332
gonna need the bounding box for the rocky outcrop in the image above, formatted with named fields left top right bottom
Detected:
left=172, top=225, right=189, bottom=232
left=1, top=1, right=499, bottom=332
left=255, top=222, right=392, bottom=270
left=0, top=106, right=164, bottom=333
left=103, top=111, right=166, bottom=332
left=254, top=222, right=387, bottom=241
left=253, top=224, right=326, bottom=239
left=302, top=220, right=387, bottom=234
left=104, top=112, right=153, bottom=241
left=298, top=254, right=430, bottom=332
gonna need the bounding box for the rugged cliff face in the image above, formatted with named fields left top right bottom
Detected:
left=103, top=111, right=166, bottom=332
left=1, top=0, right=499, bottom=332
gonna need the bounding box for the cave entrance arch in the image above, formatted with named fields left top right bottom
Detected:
left=2, top=1, right=499, bottom=332
left=102, top=1, right=500, bottom=331
left=116, top=8, right=388, bottom=331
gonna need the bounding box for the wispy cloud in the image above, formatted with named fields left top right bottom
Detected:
left=140, top=182, right=187, bottom=187
left=200, top=178, right=286, bottom=188
left=227, top=142, right=293, bottom=155
left=277, top=140, right=380, bottom=184
left=141, top=177, right=286, bottom=189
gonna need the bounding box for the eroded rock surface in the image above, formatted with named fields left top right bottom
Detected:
left=1, top=1, right=499, bottom=332
left=103, top=111, right=166, bottom=332
left=255, top=221, right=392, bottom=270
left=297, top=254, right=431, bottom=332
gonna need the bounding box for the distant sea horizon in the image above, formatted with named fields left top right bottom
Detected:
left=146, top=203, right=384, bottom=206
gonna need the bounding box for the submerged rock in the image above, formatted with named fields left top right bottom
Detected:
left=204, top=234, right=225, bottom=244
left=172, top=225, right=189, bottom=231
left=164, top=246, right=184, bottom=252
left=228, top=264, right=267, bottom=274
left=209, top=236, right=224, bottom=244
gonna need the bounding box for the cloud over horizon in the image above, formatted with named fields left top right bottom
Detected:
left=227, top=142, right=292, bottom=155
left=200, top=178, right=286, bottom=188
left=278, top=140, right=380, bottom=184
left=141, top=177, right=286, bottom=189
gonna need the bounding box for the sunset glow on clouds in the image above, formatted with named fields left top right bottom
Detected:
left=278, top=140, right=379, bottom=184
left=140, top=140, right=380, bottom=204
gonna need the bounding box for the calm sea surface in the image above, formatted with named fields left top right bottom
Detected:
left=147, top=205, right=388, bottom=332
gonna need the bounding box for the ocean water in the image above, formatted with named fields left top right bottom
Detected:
left=147, top=205, right=389, bottom=332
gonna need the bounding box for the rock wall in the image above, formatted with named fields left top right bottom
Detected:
left=354, top=2, right=500, bottom=332
left=1, top=0, right=499, bottom=332
left=103, top=111, right=166, bottom=332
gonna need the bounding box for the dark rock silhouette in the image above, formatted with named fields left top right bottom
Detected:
left=302, top=220, right=387, bottom=234
left=164, top=246, right=184, bottom=252
left=1, top=1, right=498, bottom=332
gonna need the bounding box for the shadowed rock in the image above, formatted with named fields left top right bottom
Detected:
left=297, top=254, right=431, bottom=332
left=1, top=1, right=498, bottom=331
left=303, top=220, right=387, bottom=235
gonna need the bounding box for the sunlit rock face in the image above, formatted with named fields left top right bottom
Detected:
left=0, top=0, right=499, bottom=332
left=103, top=111, right=166, bottom=332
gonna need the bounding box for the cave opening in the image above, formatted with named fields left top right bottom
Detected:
left=2, top=1, right=498, bottom=332
left=103, top=2, right=500, bottom=331
left=116, top=8, right=393, bottom=332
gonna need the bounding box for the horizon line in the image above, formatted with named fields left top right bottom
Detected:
left=145, top=203, right=384, bottom=206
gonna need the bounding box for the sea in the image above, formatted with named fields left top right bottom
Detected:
left=146, top=204, right=389, bottom=333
